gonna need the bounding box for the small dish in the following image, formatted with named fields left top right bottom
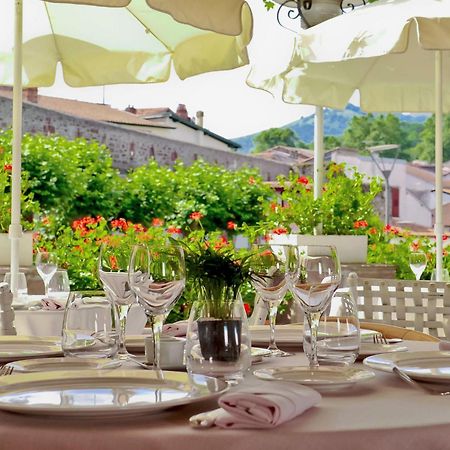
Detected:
left=396, top=356, right=450, bottom=383
left=8, top=357, right=121, bottom=373
left=144, top=336, right=186, bottom=370
left=0, top=336, right=62, bottom=362
left=253, top=366, right=376, bottom=392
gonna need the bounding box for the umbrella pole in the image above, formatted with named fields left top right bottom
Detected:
left=435, top=50, right=443, bottom=281
left=10, top=0, right=24, bottom=298
left=313, top=105, right=324, bottom=235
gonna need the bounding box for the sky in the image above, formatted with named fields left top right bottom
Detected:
left=37, top=0, right=317, bottom=139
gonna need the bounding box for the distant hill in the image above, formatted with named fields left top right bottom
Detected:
left=234, top=104, right=429, bottom=154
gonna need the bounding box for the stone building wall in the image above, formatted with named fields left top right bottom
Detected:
left=0, top=97, right=293, bottom=180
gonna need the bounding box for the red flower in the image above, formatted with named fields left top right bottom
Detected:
left=213, top=236, right=229, bottom=250
left=227, top=221, right=237, bottom=231
left=411, top=241, right=420, bottom=252
left=443, top=235, right=448, bottom=241
left=368, top=227, right=378, bottom=235
left=152, top=218, right=164, bottom=227
left=243, top=303, right=251, bottom=315
left=270, top=202, right=278, bottom=211
left=354, top=220, right=368, bottom=229
left=272, top=227, right=288, bottom=235
left=248, top=176, right=256, bottom=185
left=3, top=164, right=12, bottom=172
left=260, top=249, right=273, bottom=257
left=167, top=225, right=182, bottom=234
left=42, top=217, right=50, bottom=225
left=383, top=224, right=392, bottom=233
left=264, top=234, right=271, bottom=242
left=189, top=211, right=203, bottom=221
left=109, top=255, right=118, bottom=270
left=296, top=176, right=309, bottom=185
left=133, top=223, right=146, bottom=232
left=111, top=218, right=129, bottom=231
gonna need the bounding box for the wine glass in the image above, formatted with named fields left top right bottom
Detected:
left=98, top=241, right=136, bottom=360
left=249, top=245, right=291, bottom=357
left=128, top=244, right=185, bottom=371
left=289, top=245, right=341, bottom=368
left=409, top=252, right=427, bottom=280
left=35, top=251, right=58, bottom=297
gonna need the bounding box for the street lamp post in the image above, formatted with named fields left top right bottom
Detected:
left=367, top=144, right=401, bottom=225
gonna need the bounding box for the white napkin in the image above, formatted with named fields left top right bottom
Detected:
left=190, top=382, right=321, bottom=429
left=41, top=298, right=65, bottom=310
left=162, top=320, right=190, bottom=337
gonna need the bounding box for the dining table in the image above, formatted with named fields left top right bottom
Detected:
left=0, top=340, right=449, bottom=450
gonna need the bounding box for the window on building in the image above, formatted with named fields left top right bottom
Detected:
left=391, top=186, right=400, bottom=218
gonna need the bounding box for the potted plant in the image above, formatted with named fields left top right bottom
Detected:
left=262, top=163, right=383, bottom=263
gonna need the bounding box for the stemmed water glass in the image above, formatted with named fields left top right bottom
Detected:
left=288, top=245, right=341, bottom=368
left=249, top=245, right=291, bottom=357
left=98, top=241, right=136, bottom=360
left=409, top=251, right=427, bottom=280
left=128, top=244, right=185, bottom=371
left=35, top=251, right=58, bottom=297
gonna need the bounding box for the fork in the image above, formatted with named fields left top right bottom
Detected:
left=392, top=366, right=450, bottom=396
left=373, top=333, right=388, bottom=345
left=0, top=365, right=14, bottom=376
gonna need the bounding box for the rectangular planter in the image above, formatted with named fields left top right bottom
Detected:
left=0, top=232, right=34, bottom=266
left=270, top=234, right=368, bottom=264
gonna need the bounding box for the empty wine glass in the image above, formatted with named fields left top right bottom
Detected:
left=249, top=245, right=291, bottom=357
left=128, top=244, right=185, bottom=371
left=48, top=269, right=70, bottom=301
left=35, top=251, right=58, bottom=297
left=98, top=241, right=136, bottom=360
left=409, top=252, right=427, bottom=280
left=289, top=245, right=341, bottom=368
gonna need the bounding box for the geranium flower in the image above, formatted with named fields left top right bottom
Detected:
left=272, top=227, right=288, bottom=235
left=167, top=225, right=182, bottom=234
left=227, top=221, right=237, bottom=230
left=243, top=303, right=251, bottom=315
left=111, top=218, right=129, bottom=231
left=189, top=211, right=203, bottom=221
left=3, top=164, right=12, bottom=172
left=411, top=241, right=420, bottom=252
left=152, top=218, right=164, bottom=227
left=248, top=176, right=256, bottom=185
left=297, top=176, right=309, bottom=185
left=368, top=227, right=378, bottom=235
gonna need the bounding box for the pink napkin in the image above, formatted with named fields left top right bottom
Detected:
left=190, top=382, right=321, bottom=429
left=41, top=298, right=65, bottom=310
left=162, top=320, right=189, bottom=337
left=439, top=340, right=450, bottom=351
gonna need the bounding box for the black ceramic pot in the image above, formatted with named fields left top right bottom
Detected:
left=197, top=318, right=242, bottom=362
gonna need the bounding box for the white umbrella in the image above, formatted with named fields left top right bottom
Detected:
left=3, top=0, right=253, bottom=296
left=249, top=0, right=450, bottom=279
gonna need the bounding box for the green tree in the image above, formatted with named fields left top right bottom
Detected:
left=324, top=135, right=341, bottom=149
left=412, top=114, right=450, bottom=162
left=252, top=128, right=300, bottom=153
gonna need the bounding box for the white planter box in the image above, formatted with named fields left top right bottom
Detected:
left=0, top=232, right=34, bottom=266
left=270, top=234, right=368, bottom=264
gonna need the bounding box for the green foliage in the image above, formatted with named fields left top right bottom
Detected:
left=412, top=114, right=450, bottom=162
left=252, top=128, right=304, bottom=153
left=260, top=163, right=383, bottom=235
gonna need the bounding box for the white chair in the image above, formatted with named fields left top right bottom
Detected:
left=347, top=273, right=450, bottom=338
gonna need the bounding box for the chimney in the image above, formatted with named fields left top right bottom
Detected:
left=196, top=111, right=204, bottom=128
left=23, top=88, right=38, bottom=103
left=125, top=105, right=137, bottom=114
left=176, top=103, right=189, bottom=120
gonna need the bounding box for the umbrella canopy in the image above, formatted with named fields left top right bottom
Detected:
left=2, top=0, right=253, bottom=298
left=1, top=0, right=253, bottom=87
left=249, top=0, right=450, bottom=279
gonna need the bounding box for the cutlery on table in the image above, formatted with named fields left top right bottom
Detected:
left=393, top=366, right=450, bottom=396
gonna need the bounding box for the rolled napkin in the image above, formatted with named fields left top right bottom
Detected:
left=190, top=381, right=321, bottom=429
left=162, top=320, right=190, bottom=337
left=439, top=340, right=450, bottom=351
left=41, top=298, right=65, bottom=310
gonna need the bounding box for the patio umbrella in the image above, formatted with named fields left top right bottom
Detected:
left=2, top=0, right=253, bottom=296
left=248, top=0, right=450, bottom=280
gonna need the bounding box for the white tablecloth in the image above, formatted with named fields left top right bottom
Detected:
left=0, top=341, right=449, bottom=450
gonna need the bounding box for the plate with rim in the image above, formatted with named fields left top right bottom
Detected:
left=0, top=336, right=62, bottom=363
left=7, top=357, right=122, bottom=373
left=363, top=351, right=450, bottom=373
left=395, top=356, right=450, bottom=383
left=358, top=342, right=409, bottom=358
left=0, top=369, right=228, bottom=417
left=253, top=366, right=376, bottom=392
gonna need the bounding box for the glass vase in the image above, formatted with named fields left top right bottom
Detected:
left=185, top=284, right=251, bottom=384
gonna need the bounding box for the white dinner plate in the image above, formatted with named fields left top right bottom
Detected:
left=0, top=336, right=62, bottom=363
left=396, top=356, right=450, bottom=383
left=358, top=342, right=409, bottom=358
left=8, top=357, right=122, bottom=373
left=0, top=370, right=228, bottom=417
left=363, top=351, right=450, bottom=373
left=253, top=366, right=376, bottom=392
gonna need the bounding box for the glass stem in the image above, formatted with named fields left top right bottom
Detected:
left=307, top=311, right=321, bottom=368
left=149, top=313, right=165, bottom=371
left=268, top=301, right=279, bottom=351
left=116, top=304, right=132, bottom=357
left=44, top=281, right=49, bottom=297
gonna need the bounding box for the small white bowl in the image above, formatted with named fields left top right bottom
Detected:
left=144, top=336, right=186, bottom=369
